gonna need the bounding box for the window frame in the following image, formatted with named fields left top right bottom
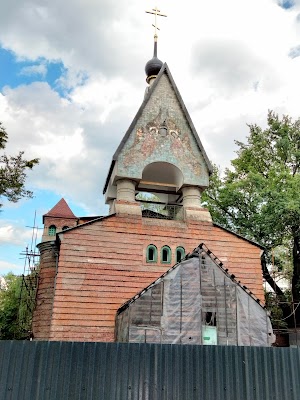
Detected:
left=161, top=245, right=171, bottom=264
left=146, top=244, right=158, bottom=263
left=176, top=246, right=185, bottom=263
left=48, top=225, right=57, bottom=236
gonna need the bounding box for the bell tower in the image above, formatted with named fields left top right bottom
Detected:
left=103, top=7, right=213, bottom=222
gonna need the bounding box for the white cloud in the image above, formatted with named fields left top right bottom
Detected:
left=1, top=0, right=300, bottom=214
left=191, top=39, right=276, bottom=96
left=0, top=223, right=33, bottom=246
left=19, top=63, right=47, bottom=77
left=0, top=260, right=22, bottom=274
left=0, top=0, right=147, bottom=85
left=2, top=0, right=300, bottom=277
left=0, top=75, right=140, bottom=213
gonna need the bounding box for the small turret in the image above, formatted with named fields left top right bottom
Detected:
left=42, top=198, right=78, bottom=242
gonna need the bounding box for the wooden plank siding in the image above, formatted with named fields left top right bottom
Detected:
left=33, top=214, right=263, bottom=342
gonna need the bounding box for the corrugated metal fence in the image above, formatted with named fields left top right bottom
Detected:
left=0, top=341, right=300, bottom=400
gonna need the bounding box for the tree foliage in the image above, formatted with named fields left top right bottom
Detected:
left=202, top=111, right=300, bottom=324
left=136, top=192, right=165, bottom=213
left=0, top=273, right=24, bottom=339
left=0, top=122, right=39, bottom=208
left=0, top=272, right=37, bottom=340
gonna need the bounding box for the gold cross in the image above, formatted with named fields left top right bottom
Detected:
left=146, top=6, right=167, bottom=38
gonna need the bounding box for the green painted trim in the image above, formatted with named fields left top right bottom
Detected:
left=48, top=225, right=57, bottom=236
left=146, top=244, right=158, bottom=263
left=161, top=245, right=171, bottom=264
left=176, top=246, right=185, bottom=263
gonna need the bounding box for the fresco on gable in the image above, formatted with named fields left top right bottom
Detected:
left=119, top=118, right=209, bottom=185
left=118, top=74, right=209, bottom=186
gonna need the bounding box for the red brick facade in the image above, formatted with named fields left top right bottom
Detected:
left=32, top=67, right=265, bottom=343
left=32, top=241, right=58, bottom=339
left=32, top=213, right=264, bottom=342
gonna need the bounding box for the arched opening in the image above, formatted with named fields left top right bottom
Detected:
left=138, top=162, right=185, bottom=215
left=146, top=244, right=158, bottom=263
left=141, top=162, right=184, bottom=189
left=176, top=246, right=185, bottom=263
left=161, top=245, right=171, bottom=264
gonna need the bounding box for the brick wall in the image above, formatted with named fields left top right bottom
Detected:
left=32, top=214, right=264, bottom=342
left=32, top=241, right=58, bottom=339
left=42, top=216, right=78, bottom=242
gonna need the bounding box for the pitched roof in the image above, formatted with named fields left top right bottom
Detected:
left=43, top=198, right=77, bottom=221
left=103, top=63, right=213, bottom=194
left=117, top=242, right=266, bottom=315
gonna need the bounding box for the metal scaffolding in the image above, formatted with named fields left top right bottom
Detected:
left=18, top=212, right=41, bottom=339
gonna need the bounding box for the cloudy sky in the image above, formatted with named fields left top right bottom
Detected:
left=0, top=0, right=299, bottom=275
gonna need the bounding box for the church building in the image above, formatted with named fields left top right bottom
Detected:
left=32, top=31, right=272, bottom=344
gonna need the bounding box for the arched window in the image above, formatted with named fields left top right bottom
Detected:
left=176, top=246, right=185, bottom=263
left=48, top=225, right=56, bottom=236
left=62, top=226, right=69, bottom=231
left=146, top=245, right=158, bottom=263
left=161, top=245, right=171, bottom=264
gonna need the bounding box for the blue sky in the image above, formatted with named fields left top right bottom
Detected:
left=0, top=51, right=91, bottom=274
left=1, top=0, right=300, bottom=275
left=0, top=49, right=65, bottom=92
left=281, top=0, right=295, bottom=8
left=1, top=189, right=88, bottom=275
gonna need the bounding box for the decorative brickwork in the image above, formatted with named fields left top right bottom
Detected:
left=33, top=214, right=264, bottom=342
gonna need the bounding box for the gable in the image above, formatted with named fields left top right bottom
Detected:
left=116, top=243, right=273, bottom=346
left=104, top=64, right=212, bottom=194
left=43, top=198, right=77, bottom=224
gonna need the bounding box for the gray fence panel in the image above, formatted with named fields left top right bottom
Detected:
left=0, top=341, right=300, bottom=400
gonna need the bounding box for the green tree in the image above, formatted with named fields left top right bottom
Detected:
left=0, top=273, right=24, bottom=339
left=136, top=192, right=164, bottom=211
left=0, top=272, right=37, bottom=340
left=202, top=111, right=300, bottom=325
left=136, top=192, right=182, bottom=220
left=0, top=122, right=39, bottom=208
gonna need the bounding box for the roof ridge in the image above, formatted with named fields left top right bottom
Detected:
left=197, top=243, right=266, bottom=309
left=43, top=198, right=77, bottom=219
left=117, top=242, right=266, bottom=315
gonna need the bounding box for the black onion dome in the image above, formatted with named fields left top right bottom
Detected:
left=145, top=56, right=163, bottom=77
left=145, top=40, right=163, bottom=82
